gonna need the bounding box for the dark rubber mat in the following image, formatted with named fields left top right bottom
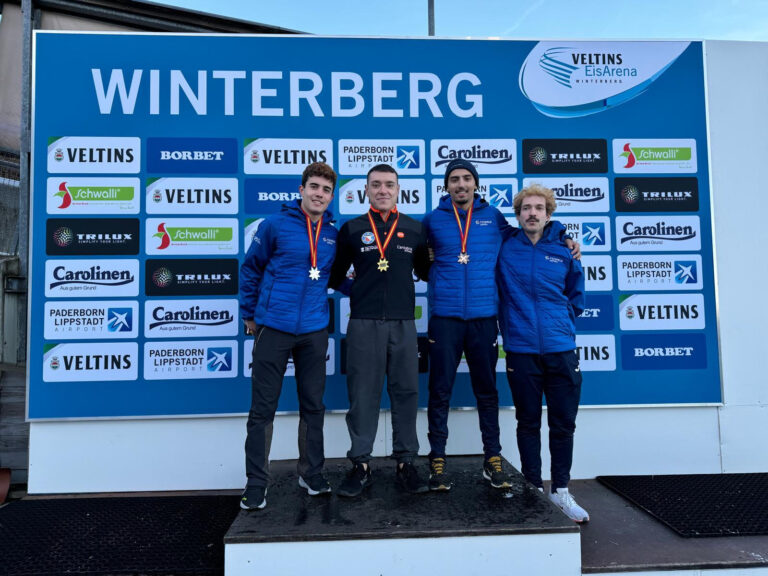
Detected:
left=0, top=494, right=239, bottom=576
left=597, top=473, right=768, bottom=537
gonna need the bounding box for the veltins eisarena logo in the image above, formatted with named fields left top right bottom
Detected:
left=107, top=308, right=133, bottom=332
left=621, top=185, right=640, bottom=204
left=529, top=146, right=547, bottom=166
left=53, top=227, right=73, bottom=247
left=152, top=267, right=173, bottom=288
left=674, top=261, right=697, bottom=284
left=207, top=348, right=232, bottom=372
left=396, top=146, right=420, bottom=170
left=581, top=222, right=606, bottom=246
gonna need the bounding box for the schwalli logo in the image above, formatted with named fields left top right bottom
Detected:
left=556, top=217, right=611, bottom=252
left=144, top=340, right=238, bottom=380
left=616, top=215, right=701, bottom=251
left=338, top=140, right=425, bottom=176
left=621, top=333, right=707, bottom=371
left=431, top=178, right=518, bottom=214
left=145, top=259, right=238, bottom=296
left=613, top=139, right=697, bottom=173
left=46, top=178, right=140, bottom=214
left=522, top=139, right=607, bottom=174
left=145, top=218, right=238, bottom=255
left=614, top=177, right=699, bottom=212
left=244, top=338, right=335, bottom=377
left=46, top=218, right=140, bottom=255
left=45, top=259, right=139, bottom=298
left=145, top=178, right=238, bottom=215
left=339, top=178, right=426, bottom=215
left=617, top=255, right=703, bottom=291
left=582, top=255, right=613, bottom=291
left=244, top=177, right=301, bottom=214
left=522, top=177, right=608, bottom=213
left=430, top=139, right=517, bottom=175
left=144, top=299, right=239, bottom=338
left=43, top=342, right=138, bottom=382
left=519, top=41, right=690, bottom=117
left=619, top=293, right=705, bottom=330
left=47, top=136, right=140, bottom=173
left=244, top=138, right=333, bottom=175
left=146, top=137, right=237, bottom=174
left=576, top=294, right=615, bottom=332
left=44, top=300, right=139, bottom=340
left=575, top=334, right=616, bottom=371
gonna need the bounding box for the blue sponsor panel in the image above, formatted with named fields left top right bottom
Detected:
left=244, top=177, right=302, bottom=214
left=147, top=137, right=238, bottom=174
left=621, top=333, right=707, bottom=370
left=576, top=294, right=614, bottom=331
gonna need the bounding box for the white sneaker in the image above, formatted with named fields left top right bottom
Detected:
left=549, top=487, right=589, bottom=523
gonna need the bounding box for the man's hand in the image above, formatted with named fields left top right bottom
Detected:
left=565, top=238, right=581, bottom=260
left=244, top=319, right=257, bottom=335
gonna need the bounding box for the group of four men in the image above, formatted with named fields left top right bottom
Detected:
left=238, top=159, right=589, bottom=522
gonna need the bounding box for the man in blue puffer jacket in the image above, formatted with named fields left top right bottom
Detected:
left=497, top=183, right=588, bottom=523
left=239, top=162, right=338, bottom=510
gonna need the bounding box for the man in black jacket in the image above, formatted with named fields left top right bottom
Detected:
left=330, top=164, right=431, bottom=496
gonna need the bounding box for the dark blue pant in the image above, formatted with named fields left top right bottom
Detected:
left=245, top=326, right=327, bottom=488
left=427, top=316, right=502, bottom=460
left=505, top=350, right=582, bottom=490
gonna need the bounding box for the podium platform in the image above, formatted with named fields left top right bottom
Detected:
left=224, top=456, right=581, bottom=576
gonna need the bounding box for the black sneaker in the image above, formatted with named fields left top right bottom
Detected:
left=240, top=485, right=267, bottom=510
left=396, top=462, right=429, bottom=494
left=298, top=474, right=332, bottom=496
left=482, top=455, right=512, bottom=489
left=337, top=464, right=372, bottom=498
left=428, top=457, right=452, bottom=491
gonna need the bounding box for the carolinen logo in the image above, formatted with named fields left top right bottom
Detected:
left=152, top=267, right=173, bottom=288
left=107, top=308, right=133, bottom=332
left=621, top=220, right=696, bottom=242
left=53, top=227, right=73, bottom=247
left=207, top=348, right=232, bottom=372
left=582, top=222, right=606, bottom=246
left=397, top=146, right=420, bottom=170
left=529, top=146, right=547, bottom=166
left=674, top=261, right=697, bottom=284
left=621, top=185, right=640, bottom=204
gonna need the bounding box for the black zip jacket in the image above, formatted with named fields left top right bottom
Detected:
left=330, top=209, right=431, bottom=320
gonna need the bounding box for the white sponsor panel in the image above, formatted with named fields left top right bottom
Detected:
left=616, top=215, right=701, bottom=252
left=339, top=178, right=426, bottom=215
left=617, top=255, right=703, bottom=291
left=242, top=338, right=335, bottom=377
left=430, top=139, right=517, bottom=175
left=144, top=299, right=239, bottom=338
left=243, top=218, right=266, bottom=254
left=556, top=217, right=611, bottom=252
left=338, top=139, right=425, bottom=176
left=46, top=177, right=140, bottom=214
left=432, top=178, right=518, bottom=214
left=582, top=255, right=613, bottom=291
left=145, top=178, right=239, bottom=214
left=43, top=342, right=138, bottom=382
left=613, top=138, right=697, bottom=173
left=619, top=293, right=705, bottom=330
left=45, top=259, right=139, bottom=298
left=144, top=340, right=238, bottom=380
left=243, top=139, right=333, bottom=175
left=522, top=177, right=609, bottom=213
left=575, top=334, right=616, bottom=371
left=44, top=300, right=139, bottom=340
left=47, top=136, right=140, bottom=173
left=145, top=218, right=239, bottom=255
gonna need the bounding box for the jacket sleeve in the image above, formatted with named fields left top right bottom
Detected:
left=413, top=222, right=432, bottom=282
left=239, top=219, right=275, bottom=320
left=495, top=209, right=517, bottom=240
left=329, top=222, right=353, bottom=293
left=564, top=255, right=585, bottom=318
left=549, top=219, right=573, bottom=244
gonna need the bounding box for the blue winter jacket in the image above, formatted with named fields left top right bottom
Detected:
left=423, top=194, right=511, bottom=320
left=497, top=221, right=585, bottom=354
left=239, top=200, right=337, bottom=335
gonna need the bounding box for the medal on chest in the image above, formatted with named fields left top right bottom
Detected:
left=367, top=210, right=399, bottom=273
left=303, top=210, right=323, bottom=281
left=452, top=202, right=473, bottom=265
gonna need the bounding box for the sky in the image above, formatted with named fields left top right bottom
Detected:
left=151, top=0, right=768, bottom=41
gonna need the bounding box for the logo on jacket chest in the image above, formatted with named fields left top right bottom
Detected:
left=361, top=232, right=375, bottom=245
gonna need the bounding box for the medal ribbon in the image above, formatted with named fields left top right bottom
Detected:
left=302, top=209, right=323, bottom=270
left=452, top=202, right=473, bottom=254
left=367, top=208, right=400, bottom=262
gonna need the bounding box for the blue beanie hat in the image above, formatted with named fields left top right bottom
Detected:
left=444, top=158, right=479, bottom=189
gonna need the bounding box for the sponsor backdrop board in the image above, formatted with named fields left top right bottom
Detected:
left=29, top=33, right=720, bottom=419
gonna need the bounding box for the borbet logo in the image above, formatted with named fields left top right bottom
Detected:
left=622, top=333, right=707, bottom=370
left=159, top=150, right=225, bottom=161
left=257, top=192, right=300, bottom=202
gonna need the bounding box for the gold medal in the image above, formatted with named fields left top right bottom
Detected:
left=367, top=209, right=399, bottom=273
left=452, top=202, right=473, bottom=265
left=377, top=258, right=389, bottom=272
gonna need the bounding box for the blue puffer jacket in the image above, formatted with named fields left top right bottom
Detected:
left=423, top=194, right=510, bottom=320
left=239, top=200, right=337, bottom=335
left=497, top=221, right=585, bottom=354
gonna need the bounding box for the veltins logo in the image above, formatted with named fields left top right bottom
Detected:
left=431, top=178, right=518, bottom=214
left=519, top=41, right=690, bottom=117
left=613, top=139, right=697, bottom=173
left=575, top=334, right=616, bottom=371
left=616, top=216, right=700, bottom=252
left=46, top=218, right=140, bottom=256
left=44, top=300, right=139, bottom=340
left=46, top=178, right=140, bottom=215
left=244, top=138, right=333, bottom=175
left=144, top=340, right=238, bottom=380
left=145, top=259, right=239, bottom=296
left=147, top=137, right=237, bottom=174
left=244, top=177, right=302, bottom=214
left=621, top=333, right=707, bottom=371
left=43, top=342, right=138, bottom=382
left=617, top=255, right=703, bottom=291
left=144, top=299, right=239, bottom=338
left=430, top=139, right=517, bottom=175
left=557, top=217, right=611, bottom=252
left=522, top=139, right=608, bottom=174
left=582, top=255, right=613, bottom=291
left=145, top=218, right=238, bottom=255
left=522, top=177, right=609, bottom=213
left=619, top=293, right=705, bottom=331
left=614, top=177, right=699, bottom=212
left=339, top=140, right=425, bottom=176
left=145, top=178, right=238, bottom=215
left=47, top=136, right=140, bottom=174
left=338, top=178, right=426, bottom=215
left=45, top=259, right=139, bottom=298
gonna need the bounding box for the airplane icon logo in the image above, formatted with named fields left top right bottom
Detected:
left=674, top=261, right=697, bottom=284
left=582, top=222, right=606, bottom=246
left=490, top=185, right=512, bottom=207
left=396, top=146, right=420, bottom=170
left=107, top=308, right=133, bottom=332
left=207, top=348, right=232, bottom=372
